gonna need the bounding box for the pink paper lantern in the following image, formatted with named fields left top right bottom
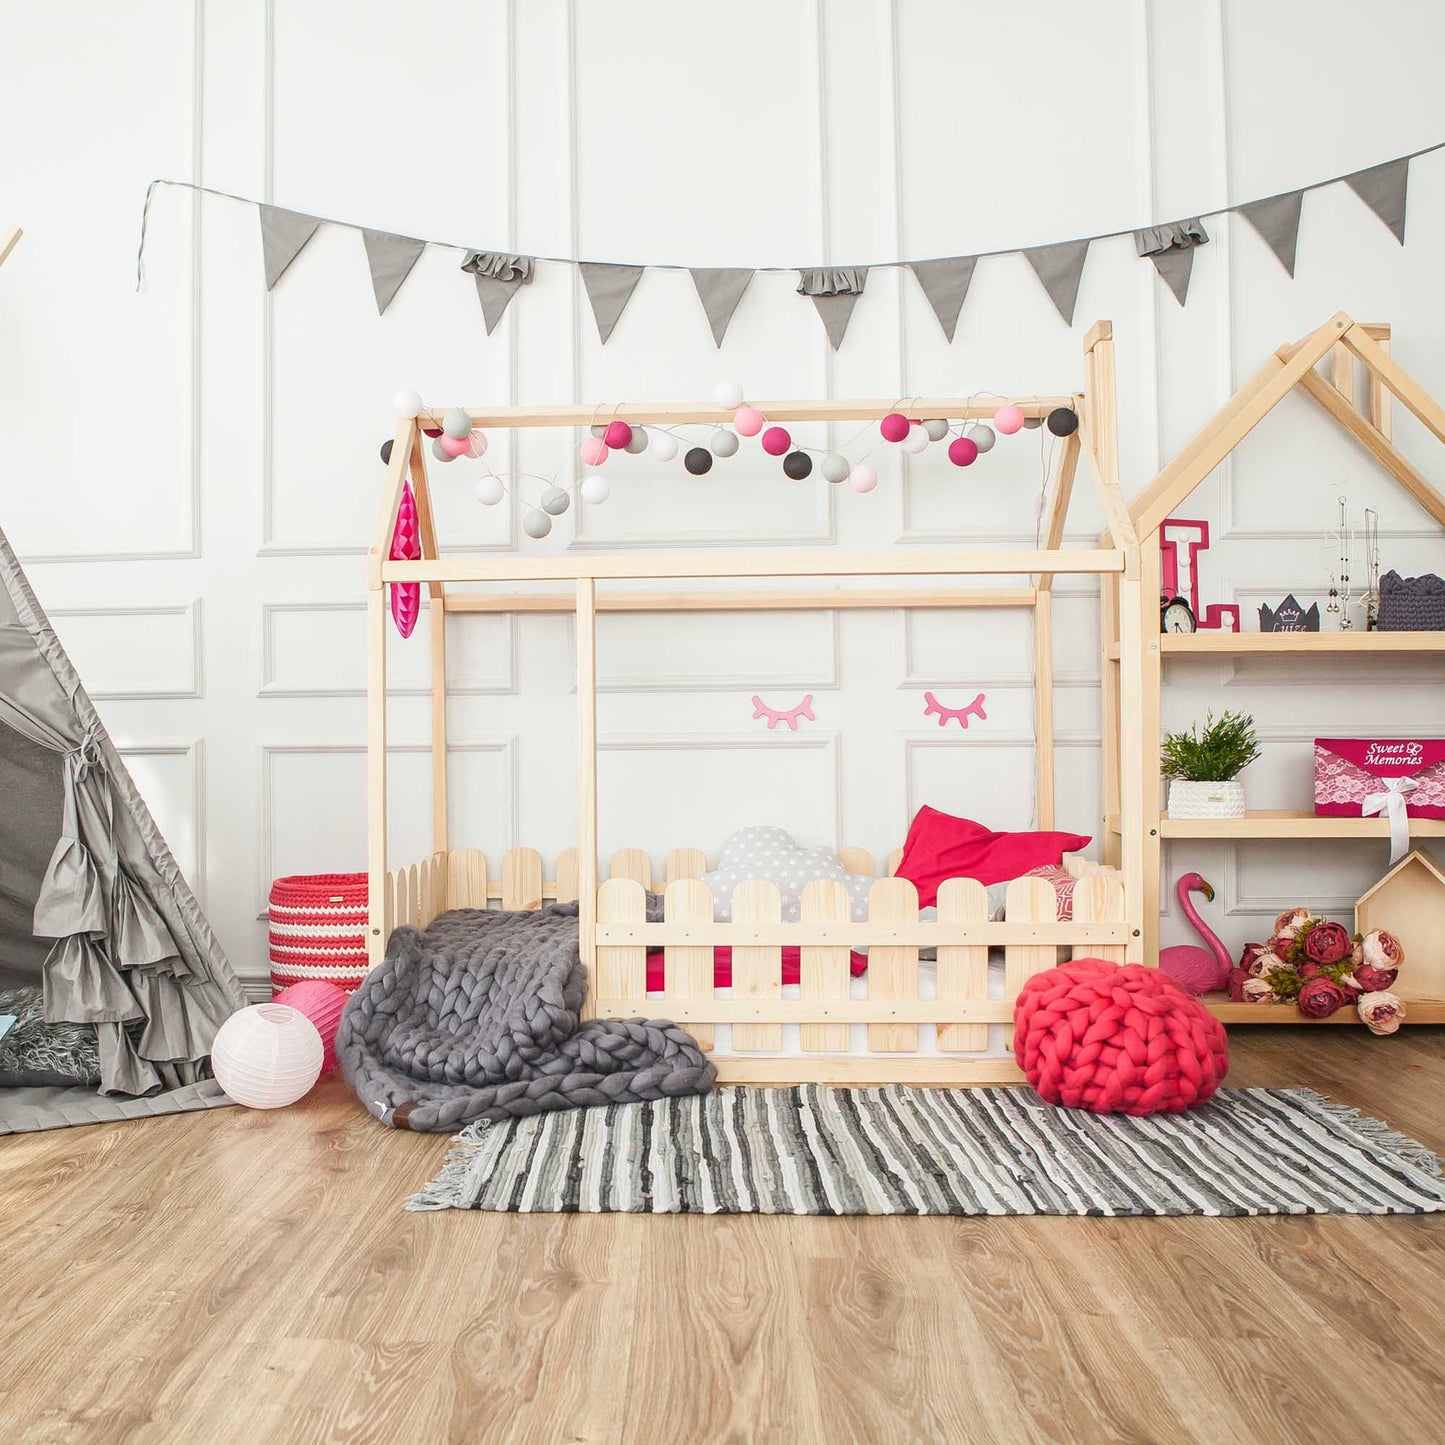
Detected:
left=734, top=406, right=765, bottom=437
left=271, top=980, right=349, bottom=1072
left=580, top=437, right=609, bottom=467
left=603, top=420, right=633, bottom=450
left=439, top=433, right=472, bottom=458
left=948, top=436, right=980, bottom=467
left=880, top=412, right=911, bottom=443
left=761, top=426, right=792, bottom=457
left=993, top=404, right=1025, bottom=435
left=211, top=1004, right=324, bottom=1109
left=389, top=481, right=421, bottom=638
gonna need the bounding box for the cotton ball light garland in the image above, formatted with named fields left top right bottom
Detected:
left=604, top=420, right=633, bottom=450
left=432, top=438, right=456, bottom=463
left=210, top=1003, right=323, bottom=1109
left=714, top=380, right=745, bottom=410
left=965, top=423, right=996, bottom=454
left=541, top=485, right=571, bottom=516
left=880, top=412, right=911, bottom=443
left=580, top=437, right=609, bottom=467
left=649, top=431, right=679, bottom=462
left=900, top=427, right=930, bottom=455
left=393, top=389, right=422, bottom=419
left=761, top=426, right=792, bottom=457
left=1023, top=415, right=1043, bottom=430
left=423, top=426, right=443, bottom=439
left=1047, top=406, right=1079, bottom=437
left=782, top=450, right=813, bottom=480
left=442, top=408, right=472, bottom=440
left=709, top=429, right=739, bottom=458
left=948, top=436, right=980, bottom=467
left=624, top=427, right=649, bottom=454
left=522, top=508, right=553, bottom=539
left=993, top=404, right=1025, bottom=435
left=734, top=406, right=765, bottom=438
left=820, top=452, right=851, bottom=484
left=684, top=446, right=714, bottom=475
left=922, top=419, right=950, bottom=442
left=439, top=433, right=473, bottom=459
left=379, top=438, right=394, bottom=465
left=590, top=423, right=607, bottom=438
left=848, top=461, right=879, bottom=494
left=580, top=473, right=610, bottom=505
left=475, top=475, right=505, bottom=506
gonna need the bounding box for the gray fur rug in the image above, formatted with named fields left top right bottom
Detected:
left=338, top=904, right=715, bottom=1133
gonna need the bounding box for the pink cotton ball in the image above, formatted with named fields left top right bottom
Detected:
left=849, top=461, right=879, bottom=493
left=948, top=436, right=980, bottom=467
left=604, top=420, right=633, bottom=450
left=734, top=406, right=765, bottom=437
left=580, top=437, right=609, bottom=467
left=880, top=412, right=911, bottom=443
left=440, top=433, right=472, bottom=458
left=761, top=426, right=792, bottom=457
left=993, top=404, right=1025, bottom=435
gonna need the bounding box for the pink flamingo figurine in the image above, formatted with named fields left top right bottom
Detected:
left=1159, top=872, right=1232, bottom=995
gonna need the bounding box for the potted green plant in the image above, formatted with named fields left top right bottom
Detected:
left=1161, top=710, right=1262, bottom=819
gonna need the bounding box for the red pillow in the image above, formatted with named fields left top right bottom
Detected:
left=894, top=805, right=1091, bottom=906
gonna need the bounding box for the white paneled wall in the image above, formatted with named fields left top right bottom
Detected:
left=1, top=0, right=1443, bottom=988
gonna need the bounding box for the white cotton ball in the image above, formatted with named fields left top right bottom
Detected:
left=649, top=431, right=679, bottom=461
left=580, top=473, right=610, bottom=505
left=522, top=508, right=552, bottom=539
left=393, top=389, right=423, bottom=419
left=714, top=380, right=744, bottom=410
left=474, top=475, right=505, bottom=505
left=540, top=485, right=571, bottom=516
left=709, top=429, right=739, bottom=458
left=442, top=408, right=472, bottom=439
left=901, top=426, right=930, bottom=454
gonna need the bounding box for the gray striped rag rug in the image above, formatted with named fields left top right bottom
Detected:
left=405, top=1084, right=1445, bottom=1216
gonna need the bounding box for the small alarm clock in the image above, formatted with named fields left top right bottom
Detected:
left=1160, top=590, right=1196, bottom=633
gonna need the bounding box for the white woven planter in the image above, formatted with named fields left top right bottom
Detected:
left=1168, top=778, right=1246, bottom=819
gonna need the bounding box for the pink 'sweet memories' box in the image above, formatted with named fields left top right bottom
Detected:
left=1314, top=738, right=1445, bottom=819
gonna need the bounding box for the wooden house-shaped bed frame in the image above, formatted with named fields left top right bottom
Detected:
left=1119, top=312, right=1445, bottom=1025
left=367, top=322, right=1147, bottom=1085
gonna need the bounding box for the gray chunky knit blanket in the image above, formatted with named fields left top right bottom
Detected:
left=338, top=903, right=715, bottom=1132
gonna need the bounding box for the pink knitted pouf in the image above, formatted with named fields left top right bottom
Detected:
left=1013, top=958, right=1229, bottom=1115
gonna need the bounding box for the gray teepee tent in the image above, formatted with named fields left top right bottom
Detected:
left=0, top=521, right=244, bottom=1132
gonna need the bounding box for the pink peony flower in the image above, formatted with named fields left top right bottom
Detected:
left=1350, top=942, right=1364, bottom=968
left=1298, top=977, right=1347, bottom=1019
left=1362, top=930, right=1405, bottom=973
left=1357, top=991, right=1407, bottom=1035
left=1241, top=978, right=1276, bottom=1004
left=1268, top=934, right=1300, bottom=963
left=1352, top=963, right=1398, bottom=993
left=1303, top=921, right=1352, bottom=966
left=1249, top=951, right=1289, bottom=979
left=1239, top=941, right=1270, bottom=971
left=1227, top=966, right=1251, bottom=1002
left=1273, top=908, right=1312, bottom=940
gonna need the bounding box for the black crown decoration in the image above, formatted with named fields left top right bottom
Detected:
left=1259, top=594, right=1321, bottom=632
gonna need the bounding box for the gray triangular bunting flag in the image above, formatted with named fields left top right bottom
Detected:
left=1024, top=240, right=1089, bottom=326
left=1238, top=191, right=1304, bottom=276
left=259, top=205, right=320, bottom=290
left=362, top=230, right=425, bottom=315
left=690, top=268, right=754, bottom=347
left=1344, top=158, right=1409, bottom=243
left=472, top=274, right=524, bottom=333
left=909, top=257, right=977, bottom=342
left=1149, top=247, right=1195, bottom=306
left=811, top=293, right=862, bottom=350
left=580, top=263, right=645, bottom=343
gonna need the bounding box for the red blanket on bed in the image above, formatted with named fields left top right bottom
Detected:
left=646, top=947, right=868, bottom=990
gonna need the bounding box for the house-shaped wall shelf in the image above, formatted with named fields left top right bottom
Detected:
left=1356, top=849, right=1445, bottom=1005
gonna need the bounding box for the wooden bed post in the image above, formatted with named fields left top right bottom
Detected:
left=1034, top=425, right=1081, bottom=830
left=576, top=578, right=599, bottom=991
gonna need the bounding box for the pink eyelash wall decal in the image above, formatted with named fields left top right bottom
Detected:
left=923, top=691, right=988, bottom=729
left=751, top=694, right=816, bottom=731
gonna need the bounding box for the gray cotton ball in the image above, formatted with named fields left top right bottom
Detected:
left=541, top=485, right=571, bottom=516
left=442, top=408, right=472, bottom=440
left=710, top=429, right=740, bottom=458
left=624, top=427, right=649, bottom=454
left=922, top=418, right=950, bottom=442
left=522, top=508, right=553, bottom=539
left=965, top=423, right=996, bottom=453
left=820, top=452, right=851, bottom=483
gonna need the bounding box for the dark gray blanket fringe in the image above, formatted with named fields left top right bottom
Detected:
left=338, top=903, right=715, bottom=1132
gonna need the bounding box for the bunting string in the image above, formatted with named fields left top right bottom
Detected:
left=135, top=139, right=1443, bottom=348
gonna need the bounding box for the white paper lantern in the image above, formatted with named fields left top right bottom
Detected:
left=211, top=1004, right=324, bottom=1110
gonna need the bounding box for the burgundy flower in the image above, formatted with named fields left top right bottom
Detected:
left=1299, top=962, right=1321, bottom=980
left=1298, top=976, right=1346, bottom=1019
left=1273, top=908, right=1311, bottom=940
left=1227, top=966, right=1251, bottom=1002
left=1268, top=934, right=1300, bottom=963
left=1303, top=921, right=1352, bottom=966
left=1362, top=930, right=1405, bottom=972
left=1358, top=991, right=1407, bottom=1036
left=1239, top=941, right=1269, bottom=971
left=1352, top=964, right=1398, bottom=993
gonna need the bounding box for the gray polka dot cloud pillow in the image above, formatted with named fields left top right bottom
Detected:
left=699, top=827, right=873, bottom=922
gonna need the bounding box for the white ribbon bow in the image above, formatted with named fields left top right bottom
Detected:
left=1362, top=775, right=1419, bottom=865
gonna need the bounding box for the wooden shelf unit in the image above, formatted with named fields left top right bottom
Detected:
left=1159, top=810, right=1445, bottom=840
left=1205, top=998, right=1445, bottom=1025
left=1161, top=630, right=1445, bottom=655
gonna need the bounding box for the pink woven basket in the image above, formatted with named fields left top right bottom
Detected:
left=267, top=872, right=370, bottom=997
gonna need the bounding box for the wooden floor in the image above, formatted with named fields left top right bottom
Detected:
left=3, top=1032, right=1444, bottom=1445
